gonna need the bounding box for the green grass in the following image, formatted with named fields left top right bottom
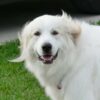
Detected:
left=0, top=40, right=49, bottom=100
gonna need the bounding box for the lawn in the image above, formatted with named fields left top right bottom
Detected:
left=0, top=40, right=49, bottom=100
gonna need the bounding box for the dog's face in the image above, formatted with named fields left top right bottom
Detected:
left=33, top=29, right=60, bottom=64
left=17, top=12, right=81, bottom=65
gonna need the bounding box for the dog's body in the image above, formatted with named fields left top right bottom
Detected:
left=14, top=12, right=100, bottom=100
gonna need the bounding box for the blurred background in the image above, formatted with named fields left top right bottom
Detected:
left=0, top=0, right=100, bottom=42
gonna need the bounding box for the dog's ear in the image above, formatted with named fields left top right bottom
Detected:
left=70, top=21, right=81, bottom=39
left=9, top=33, right=27, bottom=62
left=10, top=23, right=31, bottom=62
left=62, top=11, right=81, bottom=40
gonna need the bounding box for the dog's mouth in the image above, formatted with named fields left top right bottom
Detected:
left=38, top=51, right=58, bottom=64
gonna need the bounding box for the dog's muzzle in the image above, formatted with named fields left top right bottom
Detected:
left=37, top=43, right=58, bottom=64
left=42, top=43, right=52, bottom=54
left=38, top=51, right=58, bottom=64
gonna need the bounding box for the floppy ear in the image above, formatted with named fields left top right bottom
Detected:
left=9, top=33, right=26, bottom=62
left=10, top=23, right=30, bottom=62
left=62, top=11, right=81, bottom=39
left=70, top=21, right=81, bottom=39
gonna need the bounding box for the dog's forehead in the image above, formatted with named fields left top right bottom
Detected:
left=23, top=14, right=70, bottom=35
left=32, top=15, right=65, bottom=29
left=34, top=15, right=62, bottom=22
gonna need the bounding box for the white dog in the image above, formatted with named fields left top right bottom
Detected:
left=12, top=12, right=100, bottom=100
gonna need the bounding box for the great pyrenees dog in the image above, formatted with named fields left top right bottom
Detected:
left=12, top=12, right=100, bottom=100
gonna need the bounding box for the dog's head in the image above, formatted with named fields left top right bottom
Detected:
left=13, top=12, right=81, bottom=65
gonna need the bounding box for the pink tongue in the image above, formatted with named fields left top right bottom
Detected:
left=42, top=55, right=53, bottom=61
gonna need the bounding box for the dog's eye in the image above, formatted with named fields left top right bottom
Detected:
left=52, top=31, right=59, bottom=35
left=34, top=31, right=41, bottom=36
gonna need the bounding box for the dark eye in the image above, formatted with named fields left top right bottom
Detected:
left=52, top=30, right=59, bottom=35
left=34, top=31, right=41, bottom=36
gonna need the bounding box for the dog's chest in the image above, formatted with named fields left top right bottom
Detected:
left=57, top=84, right=62, bottom=90
left=45, top=74, right=63, bottom=90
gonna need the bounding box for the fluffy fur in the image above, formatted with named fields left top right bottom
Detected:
left=13, top=12, right=100, bottom=100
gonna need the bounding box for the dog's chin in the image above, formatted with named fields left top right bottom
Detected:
left=38, top=51, right=58, bottom=64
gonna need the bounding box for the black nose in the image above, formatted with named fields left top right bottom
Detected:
left=42, top=43, right=52, bottom=53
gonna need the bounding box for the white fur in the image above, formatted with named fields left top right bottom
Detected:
left=14, top=12, right=100, bottom=100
